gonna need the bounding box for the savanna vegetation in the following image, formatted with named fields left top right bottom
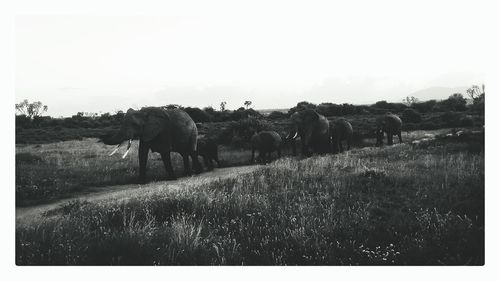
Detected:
left=15, top=85, right=485, bottom=265
left=16, top=130, right=484, bottom=265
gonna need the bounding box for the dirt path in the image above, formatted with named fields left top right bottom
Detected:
left=16, top=165, right=260, bottom=221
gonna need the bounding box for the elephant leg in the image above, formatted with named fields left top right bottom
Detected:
left=250, top=147, right=255, bottom=164
left=181, top=153, right=192, bottom=176
left=398, top=132, right=403, bottom=143
left=190, top=151, right=202, bottom=174
left=138, top=143, right=149, bottom=183
left=214, top=154, right=221, bottom=168
left=347, top=139, right=351, bottom=151
left=203, top=156, right=211, bottom=171
left=160, top=152, right=176, bottom=180
left=207, top=157, right=214, bottom=171
left=339, top=141, right=344, bottom=153
left=388, top=134, right=394, bottom=145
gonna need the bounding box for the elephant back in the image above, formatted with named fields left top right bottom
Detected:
left=331, top=118, right=353, bottom=139
left=376, top=114, right=402, bottom=133
left=254, top=131, right=282, bottom=150
left=166, top=109, right=198, bottom=152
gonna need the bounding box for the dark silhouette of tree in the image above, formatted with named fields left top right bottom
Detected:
left=15, top=99, right=48, bottom=119
left=402, top=96, right=419, bottom=107
left=244, top=101, right=252, bottom=109
left=466, top=84, right=485, bottom=101
left=220, top=101, right=227, bottom=111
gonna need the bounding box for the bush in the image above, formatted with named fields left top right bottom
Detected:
left=436, top=94, right=468, bottom=112
left=441, top=111, right=463, bottom=127
left=16, top=115, right=32, bottom=129
left=267, top=111, right=288, bottom=120
left=230, top=108, right=262, bottom=121
left=420, top=122, right=438, bottom=130
left=401, top=108, right=422, bottom=123
left=414, top=100, right=437, bottom=113
left=219, top=118, right=272, bottom=148
left=372, top=101, right=407, bottom=113
left=460, top=116, right=475, bottom=127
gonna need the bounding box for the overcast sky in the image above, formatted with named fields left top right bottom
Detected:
left=15, top=1, right=486, bottom=117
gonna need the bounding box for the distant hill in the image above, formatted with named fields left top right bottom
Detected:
left=408, top=86, right=468, bottom=101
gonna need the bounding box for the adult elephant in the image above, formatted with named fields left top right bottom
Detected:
left=286, top=109, right=330, bottom=156
left=101, top=107, right=201, bottom=182
left=250, top=131, right=282, bottom=164
left=330, top=118, right=353, bottom=153
left=375, top=113, right=403, bottom=145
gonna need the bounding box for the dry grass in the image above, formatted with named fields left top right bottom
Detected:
left=16, top=131, right=484, bottom=265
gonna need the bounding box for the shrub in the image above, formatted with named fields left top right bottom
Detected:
left=437, top=94, right=468, bottom=112
left=372, top=101, right=407, bottom=113
left=219, top=118, right=272, bottom=148
left=401, top=108, right=422, bottom=123
left=441, top=111, right=463, bottom=127
left=16, top=115, right=32, bottom=129
left=414, top=100, right=437, bottom=113
left=460, top=116, right=475, bottom=127
left=267, top=111, right=288, bottom=120
left=420, top=122, right=438, bottom=130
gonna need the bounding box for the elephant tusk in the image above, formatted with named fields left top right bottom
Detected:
left=109, top=144, right=121, bottom=156
left=292, top=132, right=298, bottom=139
left=122, top=148, right=130, bottom=159
left=122, top=139, right=132, bottom=159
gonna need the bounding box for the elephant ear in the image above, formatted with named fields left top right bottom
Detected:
left=311, top=110, right=320, bottom=121
left=142, top=109, right=170, bottom=142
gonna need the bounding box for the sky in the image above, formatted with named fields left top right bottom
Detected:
left=15, top=1, right=486, bottom=117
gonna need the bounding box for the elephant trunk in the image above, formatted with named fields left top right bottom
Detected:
left=102, top=129, right=134, bottom=158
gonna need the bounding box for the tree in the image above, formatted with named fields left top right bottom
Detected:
left=466, top=84, right=485, bottom=101
left=15, top=99, right=48, bottom=119
left=244, top=101, right=252, bottom=109
left=220, top=101, right=227, bottom=111
left=440, top=93, right=467, bottom=111
left=402, top=96, right=419, bottom=107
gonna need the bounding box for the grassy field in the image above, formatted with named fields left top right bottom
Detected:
left=15, top=128, right=450, bottom=206
left=16, top=139, right=257, bottom=206
left=16, top=129, right=484, bottom=265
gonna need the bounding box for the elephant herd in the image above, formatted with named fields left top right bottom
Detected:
left=101, top=106, right=403, bottom=183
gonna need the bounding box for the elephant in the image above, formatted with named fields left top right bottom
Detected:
left=375, top=113, right=403, bottom=145
left=101, top=107, right=201, bottom=182
left=330, top=118, right=353, bottom=153
left=285, top=109, right=330, bottom=156
left=197, top=137, right=221, bottom=170
left=250, top=131, right=282, bottom=164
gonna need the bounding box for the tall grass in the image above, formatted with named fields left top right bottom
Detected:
left=16, top=134, right=484, bottom=265
left=15, top=139, right=253, bottom=205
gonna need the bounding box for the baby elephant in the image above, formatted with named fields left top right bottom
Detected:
left=197, top=138, right=221, bottom=170
left=375, top=113, right=403, bottom=146
left=330, top=118, right=353, bottom=153
left=250, top=131, right=282, bottom=164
